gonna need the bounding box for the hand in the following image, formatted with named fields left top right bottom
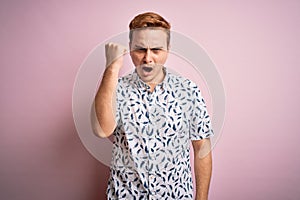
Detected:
left=105, top=42, right=127, bottom=69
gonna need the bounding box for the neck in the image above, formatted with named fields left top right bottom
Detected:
left=147, top=82, right=157, bottom=92
left=146, top=68, right=166, bottom=92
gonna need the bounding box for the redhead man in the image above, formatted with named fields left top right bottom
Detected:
left=92, top=12, right=214, bottom=200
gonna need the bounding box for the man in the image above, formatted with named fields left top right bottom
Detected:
left=92, top=12, right=214, bottom=200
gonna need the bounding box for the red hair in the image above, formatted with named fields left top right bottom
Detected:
left=129, top=12, right=171, bottom=46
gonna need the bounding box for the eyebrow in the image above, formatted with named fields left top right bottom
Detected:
left=134, top=45, right=164, bottom=50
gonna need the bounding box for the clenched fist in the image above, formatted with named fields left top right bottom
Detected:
left=105, top=42, right=127, bottom=69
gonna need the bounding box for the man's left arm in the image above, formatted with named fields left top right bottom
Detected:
left=192, top=138, right=212, bottom=200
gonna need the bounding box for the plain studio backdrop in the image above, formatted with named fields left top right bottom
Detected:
left=0, top=1, right=299, bottom=200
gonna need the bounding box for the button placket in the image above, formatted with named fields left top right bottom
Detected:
left=148, top=171, right=156, bottom=196
left=147, top=90, right=159, bottom=197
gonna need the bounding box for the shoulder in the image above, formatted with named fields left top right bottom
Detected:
left=166, top=72, right=200, bottom=92
left=116, top=72, right=137, bottom=99
left=118, top=73, right=135, bottom=85
left=117, top=72, right=139, bottom=92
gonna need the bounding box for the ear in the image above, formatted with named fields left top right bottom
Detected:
left=167, top=44, right=171, bottom=51
left=128, top=41, right=131, bottom=50
left=128, top=42, right=133, bottom=57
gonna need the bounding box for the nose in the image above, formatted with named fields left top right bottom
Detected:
left=143, top=48, right=153, bottom=64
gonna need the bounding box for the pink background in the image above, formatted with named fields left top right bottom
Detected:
left=1, top=0, right=300, bottom=200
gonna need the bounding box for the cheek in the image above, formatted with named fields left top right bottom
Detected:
left=156, top=53, right=168, bottom=64
left=130, top=53, right=142, bottom=65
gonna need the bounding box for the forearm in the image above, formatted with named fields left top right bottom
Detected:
left=193, top=139, right=213, bottom=200
left=93, top=65, right=120, bottom=137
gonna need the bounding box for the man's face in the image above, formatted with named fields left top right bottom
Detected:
left=130, top=28, right=169, bottom=83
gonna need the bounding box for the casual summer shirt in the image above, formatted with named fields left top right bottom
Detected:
left=107, top=68, right=214, bottom=200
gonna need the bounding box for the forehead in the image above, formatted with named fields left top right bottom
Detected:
left=131, top=29, right=168, bottom=47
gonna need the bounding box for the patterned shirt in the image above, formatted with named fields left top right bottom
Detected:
left=107, top=68, right=213, bottom=200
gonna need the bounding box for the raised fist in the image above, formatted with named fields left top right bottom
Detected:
left=105, top=42, right=127, bottom=69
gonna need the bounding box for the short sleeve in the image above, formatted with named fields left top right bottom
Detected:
left=189, top=82, right=214, bottom=140
left=114, top=79, right=123, bottom=125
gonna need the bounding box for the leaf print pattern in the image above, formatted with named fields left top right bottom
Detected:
left=107, top=68, right=213, bottom=199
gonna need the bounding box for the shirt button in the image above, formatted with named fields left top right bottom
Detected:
left=149, top=175, right=155, bottom=180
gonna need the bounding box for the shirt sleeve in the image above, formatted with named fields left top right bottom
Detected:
left=189, top=81, right=214, bottom=140
left=114, top=79, right=123, bottom=125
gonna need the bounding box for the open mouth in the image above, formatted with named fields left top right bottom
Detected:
left=142, top=66, right=153, bottom=72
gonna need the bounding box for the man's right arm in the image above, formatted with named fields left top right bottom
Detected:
left=91, top=43, right=126, bottom=138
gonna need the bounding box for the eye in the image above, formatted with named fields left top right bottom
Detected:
left=134, top=47, right=147, bottom=52
left=151, top=48, right=162, bottom=53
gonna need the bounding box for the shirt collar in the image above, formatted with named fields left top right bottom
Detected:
left=133, top=67, right=171, bottom=91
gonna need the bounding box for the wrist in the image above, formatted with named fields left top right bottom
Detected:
left=195, top=194, right=208, bottom=200
left=106, top=64, right=121, bottom=73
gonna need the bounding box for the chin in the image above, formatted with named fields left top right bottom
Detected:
left=140, top=76, right=151, bottom=83
left=136, top=72, right=149, bottom=81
